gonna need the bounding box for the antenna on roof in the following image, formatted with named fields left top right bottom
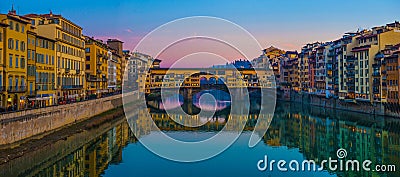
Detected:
left=9, top=4, right=17, bottom=15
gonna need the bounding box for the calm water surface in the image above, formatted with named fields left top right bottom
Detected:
left=1, top=100, right=399, bottom=177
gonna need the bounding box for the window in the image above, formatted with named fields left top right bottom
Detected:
left=21, top=26, right=24, bottom=33
left=46, top=55, right=48, bottom=64
left=8, top=38, right=14, bottom=49
left=9, top=54, right=12, bottom=67
left=15, top=40, right=19, bottom=50
left=32, top=51, right=35, bottom=60
left=9, top=77, right=12, bottom=88
left=31, top=20, right=35, bottom=25
left=15, top=23, right=19, bottom=32
left=21, top=58, right=25, bottom=69
left=15, top=56, right=19, bottom=68
left=52, top=56, right=54, bottom=65
left=9, top=21, right=13, bottom=30
left=15, top=78, right=18, bottom=89
left=30, top=83, right=33, bottom=95
left=85, top=48, right=90, bottom=53
left=27, top=49, right=31, bottom=59
left=21, top=41, right=25, bottom=51
left=0, top=32, right=2, bottom=42
left=86, top=56, right=90, bottom=61
left=0, top=74, right=2, bottom=87
left=86, top=64, right=90, bottom=70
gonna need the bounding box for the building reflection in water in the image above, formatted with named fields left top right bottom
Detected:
left=1, top=101, right=400, bottom=177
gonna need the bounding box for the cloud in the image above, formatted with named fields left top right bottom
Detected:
left=125, top=28, right=133, bottom=33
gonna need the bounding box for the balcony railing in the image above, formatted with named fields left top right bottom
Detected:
left=0, top=86, right=5, bottom=92
left=61, top=85, right=83, bottom=90
left=8, top=86, right=27, bottom=93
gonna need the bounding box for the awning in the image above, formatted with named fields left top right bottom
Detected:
left=29, top=97, right=50, bottom=101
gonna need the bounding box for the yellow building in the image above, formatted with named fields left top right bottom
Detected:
left=84, top=36, right=109, bottom=98
left=0, top=21, right=7, bottom=110
left=26, top=28, right=36, bottom=102
left=25, top=13, right=85, bottom=103
left=0, top=9, right=30, bottom=110
left=34, top=35, right=56, bottom=106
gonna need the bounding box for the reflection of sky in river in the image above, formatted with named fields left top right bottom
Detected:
left=193, top=90, right=231, bottom=111
left=158, top=90, right=232, bottom=111
left=103, top=132, right=336, bottom=177
left=159, top=94, right=183, bottom=110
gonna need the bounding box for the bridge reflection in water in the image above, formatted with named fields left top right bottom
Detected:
left=1, top=101, right=400, bottom=177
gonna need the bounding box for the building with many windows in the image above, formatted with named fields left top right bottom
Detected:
left=0, top=19, right=7, bottom=109
left=0, top=9, right=30, bottom=110
left=84, top=36, right=109, bottom=98
left=107, top=39, right=124, bottom=91
left=25, top=12, right=85, bottom=103
left=34, top=35, right=56, bottom=106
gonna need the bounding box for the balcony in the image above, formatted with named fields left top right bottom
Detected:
left=65, top=68, right=70, bottom=73
left=61, top=85, right=83, bottom=90
left=96, top=69, right=102, bottom=74
left=8, top=86, right=27, bottom=93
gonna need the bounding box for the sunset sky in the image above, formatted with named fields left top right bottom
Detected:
left=1, top=0, right=399, bottom=66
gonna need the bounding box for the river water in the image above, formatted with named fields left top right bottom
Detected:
left=1, top=98, right=399, bottom=177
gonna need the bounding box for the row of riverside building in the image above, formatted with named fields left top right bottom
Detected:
left=0, top=8, right=145, bottom=111
left=257, top=21, right=400, bottom=105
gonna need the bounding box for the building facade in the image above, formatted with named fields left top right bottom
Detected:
left=0, top=9, right=30, bottom=110
left=26, top=13, right=85, bottom=103
left=84, top=36, right=109, bottom=98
